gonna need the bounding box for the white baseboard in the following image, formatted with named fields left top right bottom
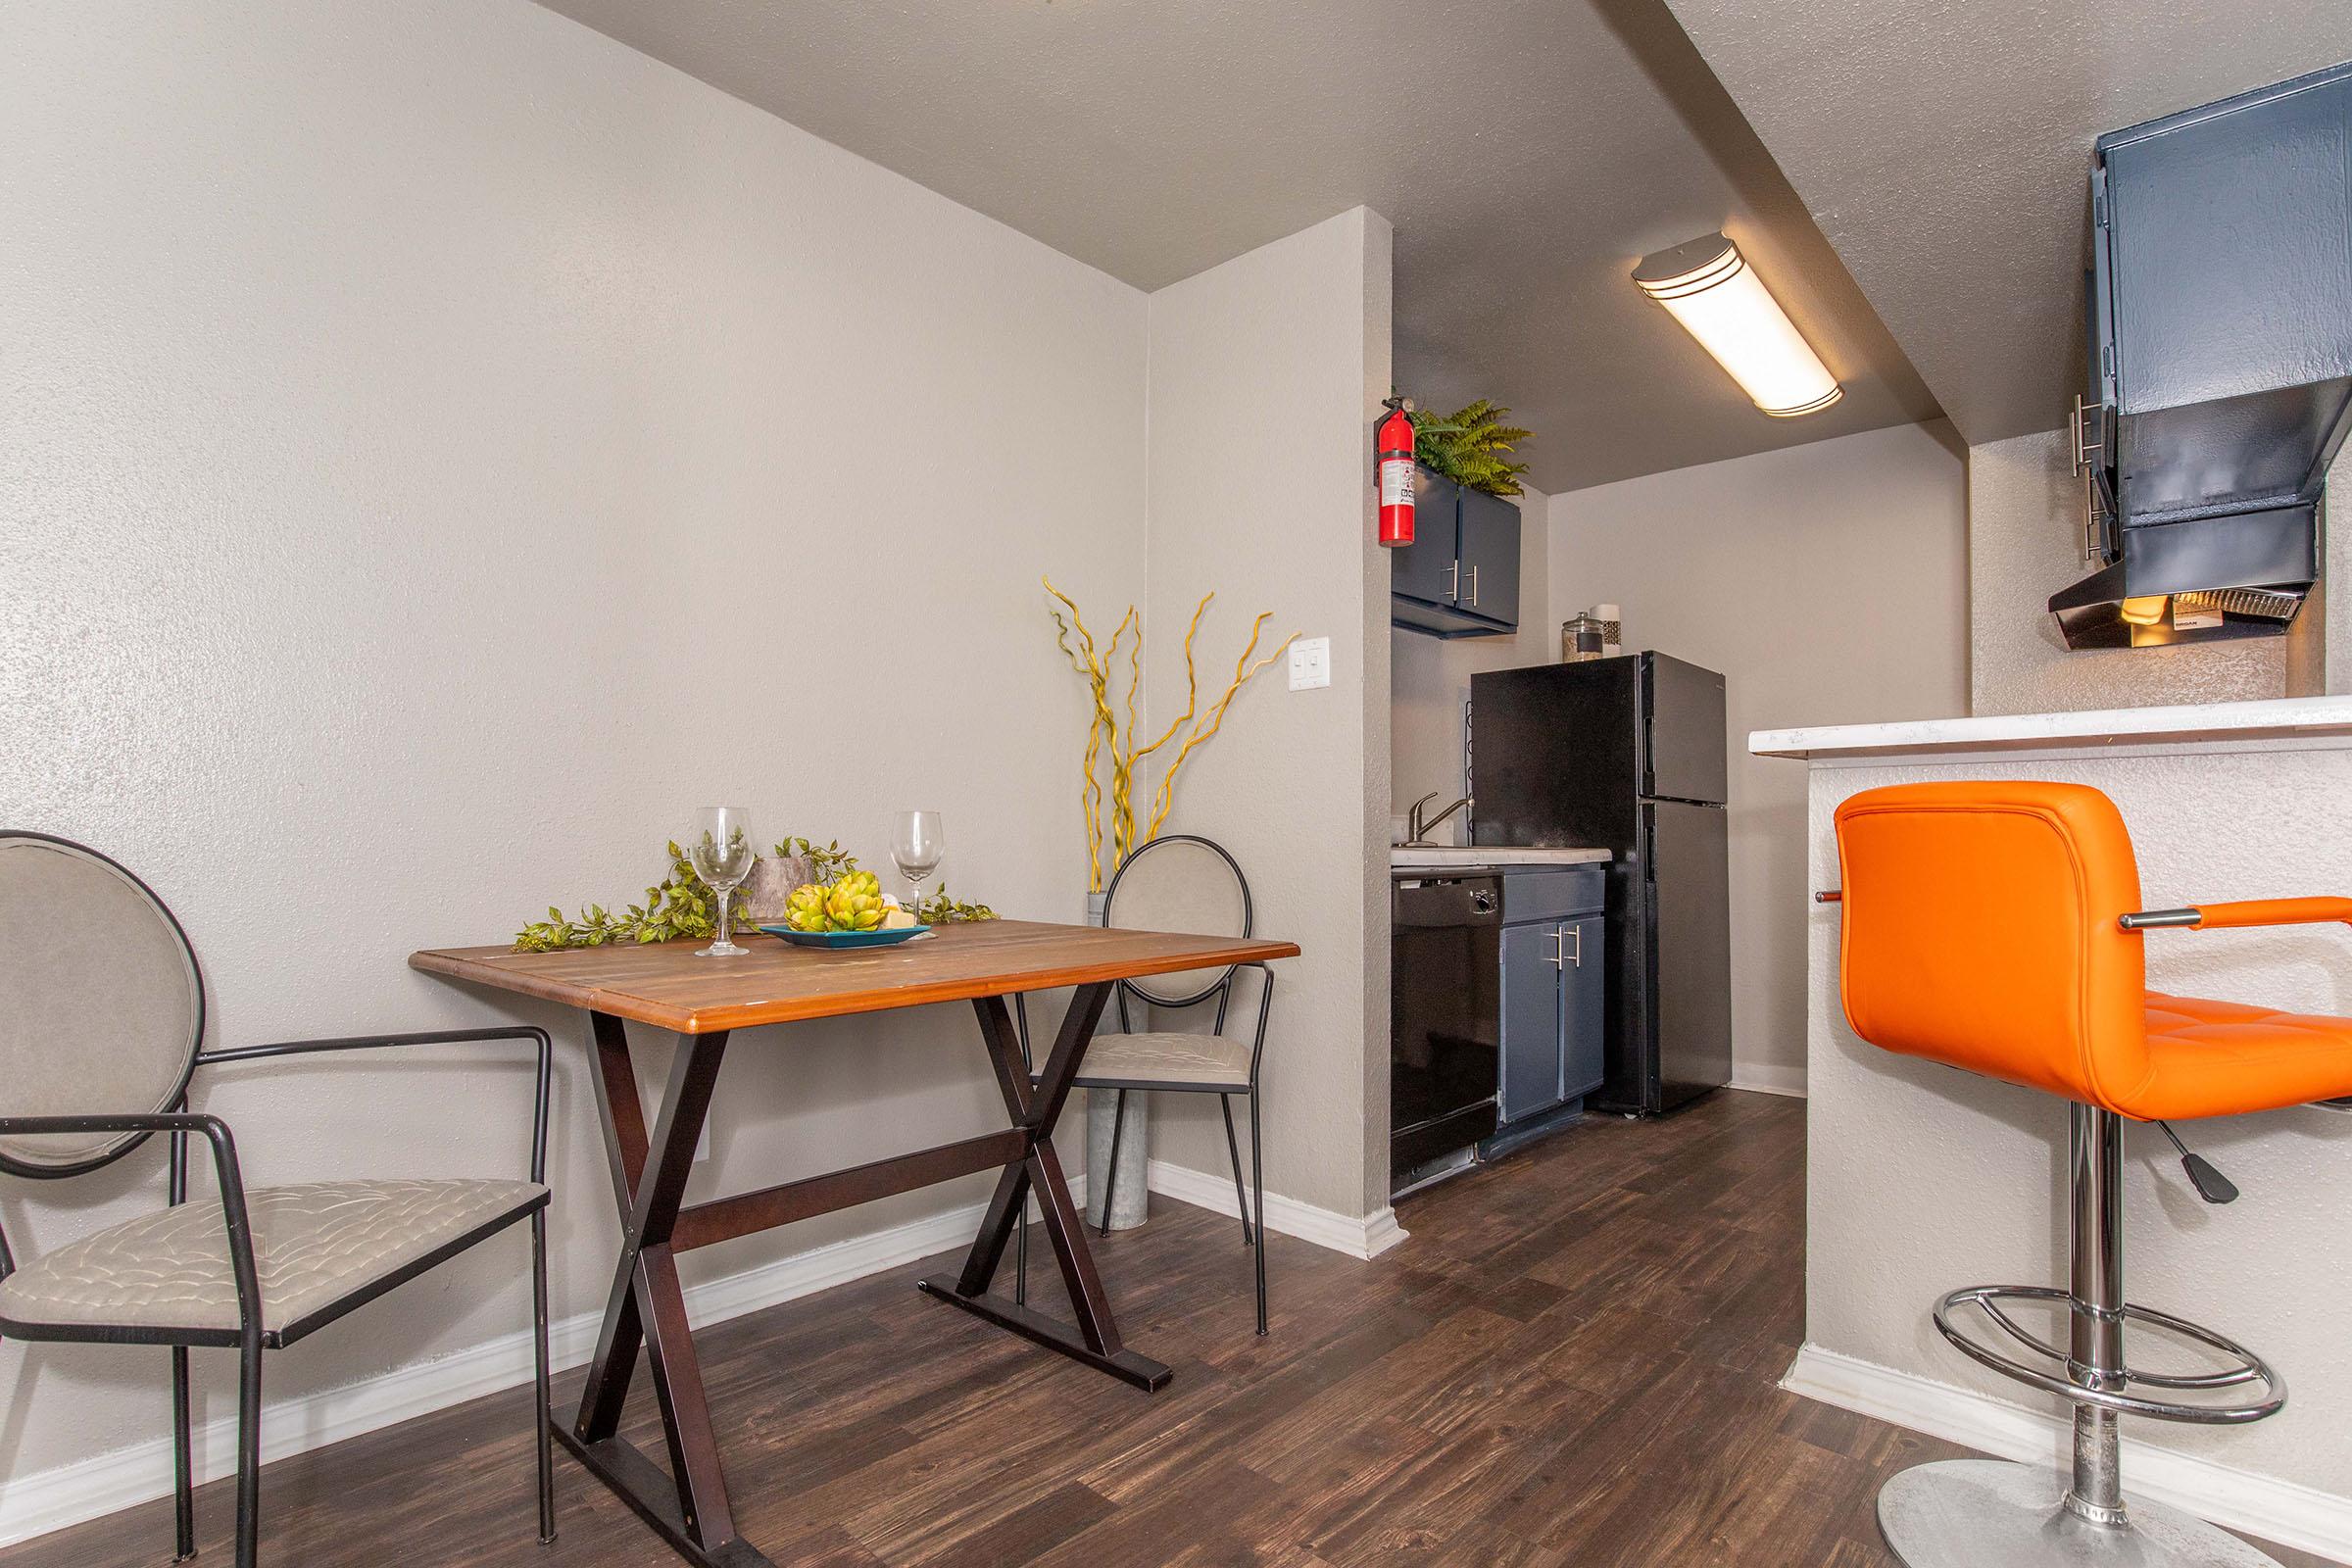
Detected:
left=1145, top=1159, right=1406, bottom=1260
left=1784, top=1344, right=2352, bottom=1564
left=0, top=1174, right=1086, bottom=1551
left=1728, top=1062, right=1808, bottom=1099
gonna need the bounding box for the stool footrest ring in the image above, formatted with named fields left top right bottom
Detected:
left=1934, top=1286, right=2285, bottom=1425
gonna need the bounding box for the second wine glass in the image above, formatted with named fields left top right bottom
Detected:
left=892, top=810, right=944, bottom=920
left=689, top=806, right=757, bottom=957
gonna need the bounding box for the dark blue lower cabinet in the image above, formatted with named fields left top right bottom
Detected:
left=1499, top=913, right=1608, bottom=1125
left=1562, top=914, right=1606, bottom=1100
left=1500, top=922, right=1563, bottom=1121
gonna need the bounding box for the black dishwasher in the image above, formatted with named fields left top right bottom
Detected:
left=1391, top=875, right=1502, bottom=1192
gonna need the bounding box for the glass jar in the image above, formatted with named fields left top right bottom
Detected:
left=1562, top=614, right=1605, bottom=662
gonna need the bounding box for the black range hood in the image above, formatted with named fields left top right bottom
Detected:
left=2051, top=61, right=2352, bottom=650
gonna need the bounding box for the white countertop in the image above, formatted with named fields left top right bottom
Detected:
left=1748, top=695, right=2352, bottom=764
left=1390, top=846, right=1611, bottom=869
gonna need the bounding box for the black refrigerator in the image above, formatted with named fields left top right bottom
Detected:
left=1469, top=654, right=1732, bottom=1114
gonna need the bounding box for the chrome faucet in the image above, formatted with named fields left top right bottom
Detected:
left=1404, top=791, right=1473, bottom=847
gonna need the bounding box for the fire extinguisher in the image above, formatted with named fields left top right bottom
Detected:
left=1377, top=396, right=1416, bottom=549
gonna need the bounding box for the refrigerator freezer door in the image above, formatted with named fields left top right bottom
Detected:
left=1646, top=800, right=1734, bottom=1110
left=1640, top=654, right=1729, bottom=806
left=1468, top=659, right=1642, bottom=852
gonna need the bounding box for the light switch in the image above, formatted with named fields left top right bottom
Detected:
left=1288, top=637, right=1332, bottom=691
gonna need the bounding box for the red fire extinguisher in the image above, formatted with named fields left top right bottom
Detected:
left=1377, top=397, right=1416, bottom=548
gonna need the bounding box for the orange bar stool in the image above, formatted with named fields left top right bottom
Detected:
left=1829, top=779, right=2352, bottom=1568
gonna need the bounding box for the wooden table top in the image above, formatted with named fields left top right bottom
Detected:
left=411, top=918, right=1299, bottom=1034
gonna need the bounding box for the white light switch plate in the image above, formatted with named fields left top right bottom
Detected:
left=1289, top=637, right=1332, bottom=690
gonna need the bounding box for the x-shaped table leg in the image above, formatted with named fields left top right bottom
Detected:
left=559, top=1015, right=768, bottom=1568
left=917, top=982, right=1172, bottom=1391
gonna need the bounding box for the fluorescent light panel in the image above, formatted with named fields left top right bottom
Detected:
left=1634, top=234, right=1841, bottom=417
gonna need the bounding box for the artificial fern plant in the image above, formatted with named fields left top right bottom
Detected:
left=1410, top=398, right=1533, bottom=498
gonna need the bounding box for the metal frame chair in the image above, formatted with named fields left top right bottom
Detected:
left=1020, top=834, right=1276, bottom=1335
left=0, top=831, right=554, bottom=1566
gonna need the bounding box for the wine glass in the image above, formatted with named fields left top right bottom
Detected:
left=688, top=806, right=756, bottom=957
left=892, top=810, right=944, bottom=921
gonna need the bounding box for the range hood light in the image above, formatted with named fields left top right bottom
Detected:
left=2118, top=595, right=2170, bottom=627
left=1633, top=233, right=1842, bottom=417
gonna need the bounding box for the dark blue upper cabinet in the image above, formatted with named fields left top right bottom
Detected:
left=1392, top=464, right=1520, bottom=638
left=1456, top=487, right=1521, bottom=626
left=2097, top=62, right=2352, bottom=520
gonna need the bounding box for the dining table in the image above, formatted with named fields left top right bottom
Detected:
left=410, top=916, right=1298, bottom=1568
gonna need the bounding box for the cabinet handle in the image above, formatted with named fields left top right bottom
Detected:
left=1466, top=564, right=1479, bottom=607
left=1445, top=562, right=1459, bottom=602
left=1567, top=924, right=1582, bottom=968
left=1547, top=928, right=1565, bottom=969
left=2071, top=394, right=2103, bottom=472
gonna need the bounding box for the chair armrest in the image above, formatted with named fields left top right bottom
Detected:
left=197, top=1026, right=554, bottom=1183
left=1233, top=961, right=1276, bottom=1081
left=0, top=1113, right=260, bottom=1332
left=2120, top=899, right=2352, bottom=932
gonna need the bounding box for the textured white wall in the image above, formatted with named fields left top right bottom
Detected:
left=1546, top=423, right=1969, bottom=1093
left=1141, top=209, right=1394, bottom=1218
left=0, top=0, right=1147, bottom=1496
left=1802, top=745, right=2352, bottom=1497
left=1389, top=488, right=1551, bottom=827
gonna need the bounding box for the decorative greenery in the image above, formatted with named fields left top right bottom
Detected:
left=1045, top=578, right=1296, bottom=892
left=514, top=840, right=724, bottom=952
left=1411, top=397, right=1533, bottom=498
left=514, top=834, right=994, bottom=952
left=917, top=884, right=996, bottom=924
left=775, top=836, right=860, bottom=881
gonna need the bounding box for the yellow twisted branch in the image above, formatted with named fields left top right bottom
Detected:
left=1103, top=606, right=1137, bottom=872
left=1046, top=579, right=1113, bottom=891
left=1047, top=581, right=1297, bottom=887
left=1145, top=612, right=1297, bottom=843
left=1133, top=593, right=1210, bottom=765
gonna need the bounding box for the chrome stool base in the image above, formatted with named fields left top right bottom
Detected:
left=1879, top=1460, right=2281, bottom=1567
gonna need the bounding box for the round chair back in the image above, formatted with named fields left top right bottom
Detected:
left=0, top=834, right=204, bottom=1176
left=1102, top=835, right=1251, bottom=1007
left=1833, top=781, right=2150, bottom=1109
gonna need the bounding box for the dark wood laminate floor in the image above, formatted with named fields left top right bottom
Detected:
left=5, top=1091, right=2327, bottom=1567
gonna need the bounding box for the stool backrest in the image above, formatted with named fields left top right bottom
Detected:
left=1833, top=781, right=2149, bottom=1108
left=0, top=833, right=205, bottom=1176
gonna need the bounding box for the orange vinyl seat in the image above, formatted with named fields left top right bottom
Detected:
left=1833, top=779, right=2352, bottom=1121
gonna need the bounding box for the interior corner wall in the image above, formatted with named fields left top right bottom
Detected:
left=1389, top=486, right=1553, bottom=825
left=1141, top=207, right=1394, bottom=1223
left=1547, top=421, right=1968, bottom=1095
left=1967, top=428, right=2297, bottom=714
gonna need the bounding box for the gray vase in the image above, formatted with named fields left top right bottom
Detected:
left=1086, top=1086, right=1151, bottom=1231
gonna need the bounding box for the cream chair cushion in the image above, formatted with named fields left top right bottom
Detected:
left=0, top=1177, right=547, bottom=1337
left=1072, top=1032, right=1250, bottom=1089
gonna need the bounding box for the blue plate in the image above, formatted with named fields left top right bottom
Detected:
left=760, top=923, right=932, bottom=949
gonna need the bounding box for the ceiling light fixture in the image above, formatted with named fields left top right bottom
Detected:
left=1633, top=233, right=1842, bottom=417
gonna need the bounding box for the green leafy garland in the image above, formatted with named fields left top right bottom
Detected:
left=1412, top=397, right=1533, bottom=498
left=514, top=838, right=996, bottom=953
